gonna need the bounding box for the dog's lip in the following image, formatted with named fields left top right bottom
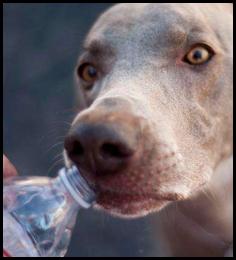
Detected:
left=96, top=188, right=175, bottom=202
left=96, top=188, right=172, bottom=216
left=76, top=167, right=180, bottom=202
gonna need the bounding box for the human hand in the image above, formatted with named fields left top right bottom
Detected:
left=3, top=154, right=18, bottom=178
left=3, top=155, right=18, bottom=257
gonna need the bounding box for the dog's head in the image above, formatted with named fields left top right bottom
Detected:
left=64, top=4, right=233, bottom=218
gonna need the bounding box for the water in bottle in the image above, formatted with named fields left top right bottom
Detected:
left=3, top=166, right=96, bottom=257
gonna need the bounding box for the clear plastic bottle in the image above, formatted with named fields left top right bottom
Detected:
left=3, top=166, right=96, bottom=257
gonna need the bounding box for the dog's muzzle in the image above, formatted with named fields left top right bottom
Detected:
left=64, top=98, right=142, bottom=177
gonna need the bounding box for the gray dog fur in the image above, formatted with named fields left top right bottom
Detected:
left=64, top=3, right=233, bottom=257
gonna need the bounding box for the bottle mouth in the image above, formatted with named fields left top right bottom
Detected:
left=59, top=166, right=96, bottom=208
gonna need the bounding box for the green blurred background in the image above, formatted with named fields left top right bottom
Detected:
left=3, top=3, right=163, bottom=257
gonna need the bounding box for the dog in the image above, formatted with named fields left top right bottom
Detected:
left=63, top=3, right=233, bottom=257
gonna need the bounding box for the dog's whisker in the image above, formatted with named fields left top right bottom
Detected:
left=47, top=158, right=65, bottom=176
left=200, top=183, right=219, bottom=204
left=37, top=125, right=68, bottom=144
left=38, top=131, right=59, bottom=144
left=45, top=141, right=64, bottom=154
left=52, top=152, right=63, bottom=161
left=46, top=120, right=72, bottom=128
left=54, top=109, right=76, bottom=115
left=54, top=135, right=67, bottom=140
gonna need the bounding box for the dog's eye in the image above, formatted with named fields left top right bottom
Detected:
left=183, top=45, right=214, bottom=65
left=77, top=63, right=98, bottom=83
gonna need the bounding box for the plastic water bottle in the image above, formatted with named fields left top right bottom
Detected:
left=3, top=166, right=96, bottom=257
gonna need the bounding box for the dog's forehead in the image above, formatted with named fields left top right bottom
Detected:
left=85, top=3, right=232, bottom=50
left=85, top=4, right=188, bottom=47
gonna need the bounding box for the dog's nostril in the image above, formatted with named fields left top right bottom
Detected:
left=64, top=137, right=84, bottom=157
left=101, top=143, right=123, bottom=158
left=100, top=143, right=132, bottom=158
left=69, top=140, right=84, bottom=157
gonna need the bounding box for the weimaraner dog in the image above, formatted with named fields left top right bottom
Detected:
left=64, top=3, right=233, bottom=257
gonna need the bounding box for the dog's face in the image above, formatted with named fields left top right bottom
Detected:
left=64, top=3, right=233, bottom=218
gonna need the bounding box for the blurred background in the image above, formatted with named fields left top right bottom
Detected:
left=3, top=3, right=163, bottom=257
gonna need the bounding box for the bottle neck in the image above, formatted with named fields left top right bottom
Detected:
left=58, top=166, right=96, bottom=209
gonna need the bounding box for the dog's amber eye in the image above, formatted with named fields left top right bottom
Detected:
left=184, top=45, right=214, bottom=65
left=78, top=63, right=98, bottom=83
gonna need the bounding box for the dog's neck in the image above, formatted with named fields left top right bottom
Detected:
left=158, top=155, right=233, bottom=256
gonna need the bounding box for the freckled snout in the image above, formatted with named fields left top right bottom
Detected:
left=64, top=102, right=141, bottom=176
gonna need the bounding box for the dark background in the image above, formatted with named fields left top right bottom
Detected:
left=3, top=3, right=163, bottom=257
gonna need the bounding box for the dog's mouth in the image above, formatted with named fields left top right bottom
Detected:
left=71, top=165, right=180, bottom=217
left=94, top=188, right=173, bottom=218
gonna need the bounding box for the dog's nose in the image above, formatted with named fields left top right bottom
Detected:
left=64, top=119, right=139, bottom=176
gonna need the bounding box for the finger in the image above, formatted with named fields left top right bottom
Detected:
left=3, top=155, right=18, bottom=178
